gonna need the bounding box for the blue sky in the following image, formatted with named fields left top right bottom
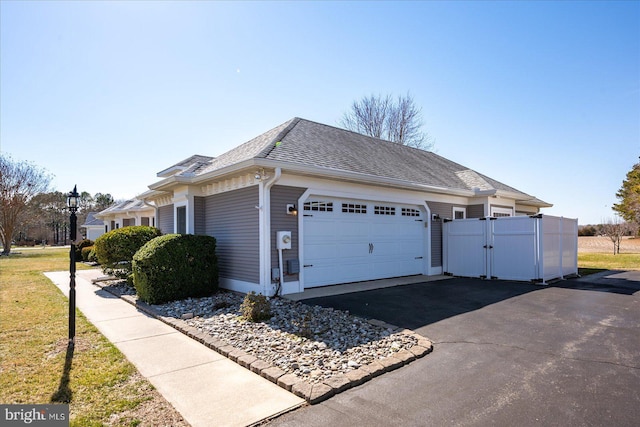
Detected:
left=1, top=1, right=638, bottom=225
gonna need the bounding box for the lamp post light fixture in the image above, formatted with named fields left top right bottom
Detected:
left=67, top=185, right=79, bottom=343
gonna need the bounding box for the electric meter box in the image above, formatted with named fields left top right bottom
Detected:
left=276, top=231, right=292, bottom=250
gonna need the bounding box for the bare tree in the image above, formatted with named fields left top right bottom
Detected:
left=340, top=93, right=433, bottom=150
left=601, top=217, right=624, bottom=255
left=0, top=154, right=52, bottom=254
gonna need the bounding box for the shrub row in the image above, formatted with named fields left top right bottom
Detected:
left=92, top=226, right=220, bottom=304
left=94, top=226, right=162, bottom=282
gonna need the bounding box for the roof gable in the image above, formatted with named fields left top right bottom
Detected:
left=196, top=119, right=298, bottom=176
left=82, top=212, right=103, bottom=227
left=157, top=155, right=215, bottom=178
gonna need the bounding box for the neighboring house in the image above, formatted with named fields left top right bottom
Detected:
left=95, top=199, right=156, bottom=232
left=81, top=212, right=106, bottom=241
left=139, top=117, right=552, bottom=296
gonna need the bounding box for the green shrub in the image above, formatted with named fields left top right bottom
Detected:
left=94, top=226, right=162, bottom=281
left=132, top=234, right=218, bottom=304
left=81, top=245, right=94, bottom=262
left=88, top=247, right=98, bottom=263
left=75, top=239, right=94, bottom=260
left=240, top=292, right=271, bottom=322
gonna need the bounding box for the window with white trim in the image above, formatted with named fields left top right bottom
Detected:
left=490, top=206, right=513, bottom=217
left=453, top=207, right=466, bottom=220
left=176, top=206, right=187, bottom=234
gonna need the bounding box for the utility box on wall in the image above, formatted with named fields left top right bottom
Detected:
left=443, top=215, right=578, bottom=283
left=276, top=231, right=292, bottom=250
left=286, top=259, right=300, bottom=274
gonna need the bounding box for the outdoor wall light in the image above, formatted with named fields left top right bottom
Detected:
left=287, top=204, right=297, bottom=215
left=67, top=185, right=79, bottom=344
left=254, top=168, right=268, bottom=181
left=432, top=213, right=440, bottom=221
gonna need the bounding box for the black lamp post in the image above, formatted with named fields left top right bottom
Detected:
left=67, top=185, right=79, bottom=343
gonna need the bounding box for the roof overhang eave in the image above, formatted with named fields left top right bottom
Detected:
left=515, top=198, right=553, bottom=208
left=188, top=158, right=476, bottom=197
left=151, top=158, right=548, bottom=203
left=148, top=175, right=196, bottom=192
left=479, top=188, right=552, bottom=208
left=255, top=160, right=476, bottom=197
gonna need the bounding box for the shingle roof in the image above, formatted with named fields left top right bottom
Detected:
left=196, top=119, right=296, bottom=176
left=82, top=212, right=103, bottom=227
left=172, top=117, right=543, bottom=202
left=97, top=199, right=151, bottom=216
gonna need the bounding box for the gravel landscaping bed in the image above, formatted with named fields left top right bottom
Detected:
left=153, top=292, right=420, bottom=384
left=97, top=279, right=432, bottom=402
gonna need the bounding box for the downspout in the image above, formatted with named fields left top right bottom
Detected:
left=260, top=167, right=281, bottom=295
left=141, top=199, right=159, bottom=229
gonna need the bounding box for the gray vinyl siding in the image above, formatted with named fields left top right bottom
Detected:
left=205, top=186, right=259, bottom=284
left=426, top=201, right=455, bottom=268
left=157, top=205, right=174, bottom=234
left=467, top=204, right=484, bottom=218
left=270, top=185, right=306, bottom=282
left=194, top=196, right=206, bottom=235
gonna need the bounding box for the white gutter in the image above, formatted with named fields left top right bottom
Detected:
left=258, top=167, right=281, bottom=295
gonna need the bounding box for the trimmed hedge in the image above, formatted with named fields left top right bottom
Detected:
left=81, top=245, right=94, bottom=262
left=94, top=226, right=162, bottom=281
left=132, top=234, right=218, bottom=304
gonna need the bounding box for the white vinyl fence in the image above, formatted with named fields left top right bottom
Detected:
left=443, top=215, right=578, bottom=283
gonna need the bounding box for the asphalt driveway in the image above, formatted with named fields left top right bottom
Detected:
left=268, top=271, right=640, bottom=426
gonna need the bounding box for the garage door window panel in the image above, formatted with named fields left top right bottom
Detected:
left=374, top=205, right=396, bottom=215
left=304, top=201, right=333, bottom=212
left=342, top=203, right=367, bottom=214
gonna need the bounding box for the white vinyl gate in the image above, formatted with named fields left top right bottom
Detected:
left=443, top=215, right=578, bottom=283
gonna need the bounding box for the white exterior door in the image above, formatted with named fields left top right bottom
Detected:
left=302, top=198, right=426, bottom=288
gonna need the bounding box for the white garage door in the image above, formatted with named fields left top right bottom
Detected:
left=302, top=198, right=426, bottom=288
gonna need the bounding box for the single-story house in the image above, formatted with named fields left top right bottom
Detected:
left=81, top=212, right=106, bottom=241
left=94, top=199, right=156, bottom=233
left=139, top=117, right=552, bottom=296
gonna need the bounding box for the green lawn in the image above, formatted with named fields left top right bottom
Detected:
left=578, top=252, right=640, bottom=272
left=0, top=248, right=169, bottom=426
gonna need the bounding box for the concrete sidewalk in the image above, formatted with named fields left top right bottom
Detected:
left=45, top=269, right=304, bottom=427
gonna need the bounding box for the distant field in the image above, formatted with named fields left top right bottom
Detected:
left=577, top=236, right=640, bottom=271
left=578, top=236, right=640, bottom=254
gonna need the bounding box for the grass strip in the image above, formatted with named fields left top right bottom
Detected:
left=0, top=248, right=177, bottom=426
left=578, top=253, right=640, bottom=271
